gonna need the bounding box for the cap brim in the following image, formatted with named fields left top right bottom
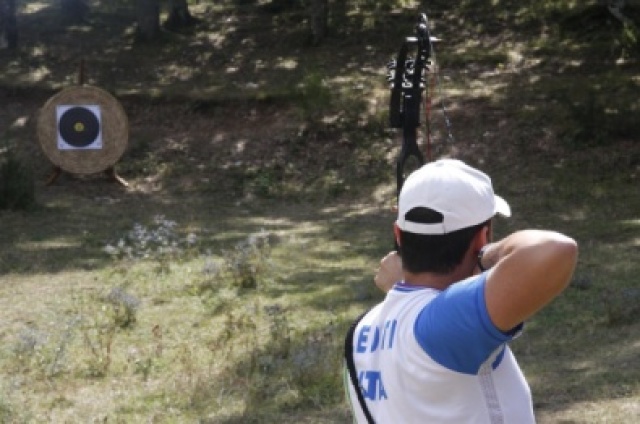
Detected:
left=495, top=195, right=511, bottom=217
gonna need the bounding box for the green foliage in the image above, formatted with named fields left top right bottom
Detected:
left=0, top=140, right=35, bottom=211
left=560, top=89, right=609, bottom=146
left=199, top=230, right=274, bottom=295
left=103, top=215, right=198, bottom=273
left=244, top=166, right=282, bottom=198
left=117, top=137, right=166, bottom=178
left=8, top=287, right=140, bottom=381
left=105, top=287, right=141, bottom=329
left=11, top=318, right=80, bottom=378
left=557, top=83, right=640, bottom=147
left=604, top=288, right=640, bottom=326
left=79, top=312, right=117, bottom=378
left=72, top=287, right=139, bottom=378
left=295, top=72, right=332, bottom=126
left=0, top=404, right=13, bottom=423
left=0, top=387, right=18, bottom=423
left=225, top=233, right=272, bottom=289
left=619, top=21, right=640, bottom=58
left=205, top=300, right=346, bottom=416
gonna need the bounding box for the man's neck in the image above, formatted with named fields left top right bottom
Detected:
left=402, top=263, right=476, bottom=291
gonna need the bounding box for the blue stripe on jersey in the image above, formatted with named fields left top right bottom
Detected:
left=413, top=274, right=519, bottom=375
left=393, top=282, right=427, bottom=293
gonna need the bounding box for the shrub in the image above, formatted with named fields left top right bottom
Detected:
left=198, top=230, right=274, bottom=296
left=296, top=72, right=332, bottom=126
left=103, top=215, right=198, bottom=273
left=0, top=142, right=36, bottom=211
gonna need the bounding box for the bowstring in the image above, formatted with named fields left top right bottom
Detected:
left=423, top=36, right=455, bottom=161
left=423, top=65, right=435, bottom=162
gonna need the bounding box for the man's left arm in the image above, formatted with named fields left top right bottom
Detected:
left=374, top=251, right=403, bottom=293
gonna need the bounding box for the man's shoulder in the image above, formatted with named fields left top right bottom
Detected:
left=414, top=274, right=516, bottom=374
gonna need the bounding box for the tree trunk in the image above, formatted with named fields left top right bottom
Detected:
left=0, top=0, right=17, bottom=49
left=60, top=0, right=89, bottom=24
left=308, top=0, right=328, bottom=45
left=5, top=0, right=16, bottom=49
left=164, top=0, right=196, bottom=30
left=606, top=0, right=631, bottom=24
left=136, top=0, right=160, bottom=41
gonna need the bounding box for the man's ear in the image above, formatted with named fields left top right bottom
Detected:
left=473, top=224, right=490, bottom=252
left=393, top=223, right=402, bottom=246
left=482, top=225, right=490, bottom=244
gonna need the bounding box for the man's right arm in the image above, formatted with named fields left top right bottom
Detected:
left=482, top=230, right=578, bottom=332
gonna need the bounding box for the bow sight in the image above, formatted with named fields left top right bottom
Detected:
left=387, top=13, right=434, bottom=197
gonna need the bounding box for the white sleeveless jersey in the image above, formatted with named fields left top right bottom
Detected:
left=345, top=274, right=535, bottom=423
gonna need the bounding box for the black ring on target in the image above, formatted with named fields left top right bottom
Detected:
left=58, top=106, right=100, bottom=148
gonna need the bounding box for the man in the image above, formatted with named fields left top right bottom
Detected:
left=345, top=159, right=578, bottom=423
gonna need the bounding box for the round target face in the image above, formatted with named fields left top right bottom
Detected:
left=58, top=106, right=101, bottom=148
left=38, top=86, right=128, bottom=174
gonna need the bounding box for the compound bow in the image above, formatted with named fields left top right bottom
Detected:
left=387, top=13, right=435, bottom=197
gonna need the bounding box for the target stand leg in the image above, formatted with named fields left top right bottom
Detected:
left=105, top=167, right=129, bottom=187
left=45, top=166, right=63, bottom=186
left=45, top=166, right=128, bottom=187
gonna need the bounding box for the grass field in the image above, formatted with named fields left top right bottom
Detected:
left=1, top=0, right=639, bottom=422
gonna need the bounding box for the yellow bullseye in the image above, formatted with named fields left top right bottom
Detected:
left=74, top=122, right=85, bottom=132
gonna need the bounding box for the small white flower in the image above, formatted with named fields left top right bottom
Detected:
left=104, top=245, right=118, bottom=255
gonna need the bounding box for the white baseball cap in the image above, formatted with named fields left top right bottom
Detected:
left=396, top=159, right=511, bottom=235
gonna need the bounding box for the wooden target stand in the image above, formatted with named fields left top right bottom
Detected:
left=37, top=63, right=129, bottom=187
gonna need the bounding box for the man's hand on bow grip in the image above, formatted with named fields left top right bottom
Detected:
left=374, top=251, right=403, bottom=293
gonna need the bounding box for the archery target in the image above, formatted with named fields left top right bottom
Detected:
left=56, top=105, right=102, bottom=150
left=37, top=86, right=128, bottom=175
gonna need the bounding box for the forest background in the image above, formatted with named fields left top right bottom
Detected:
left=0, top=0, right=639, bottom=422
